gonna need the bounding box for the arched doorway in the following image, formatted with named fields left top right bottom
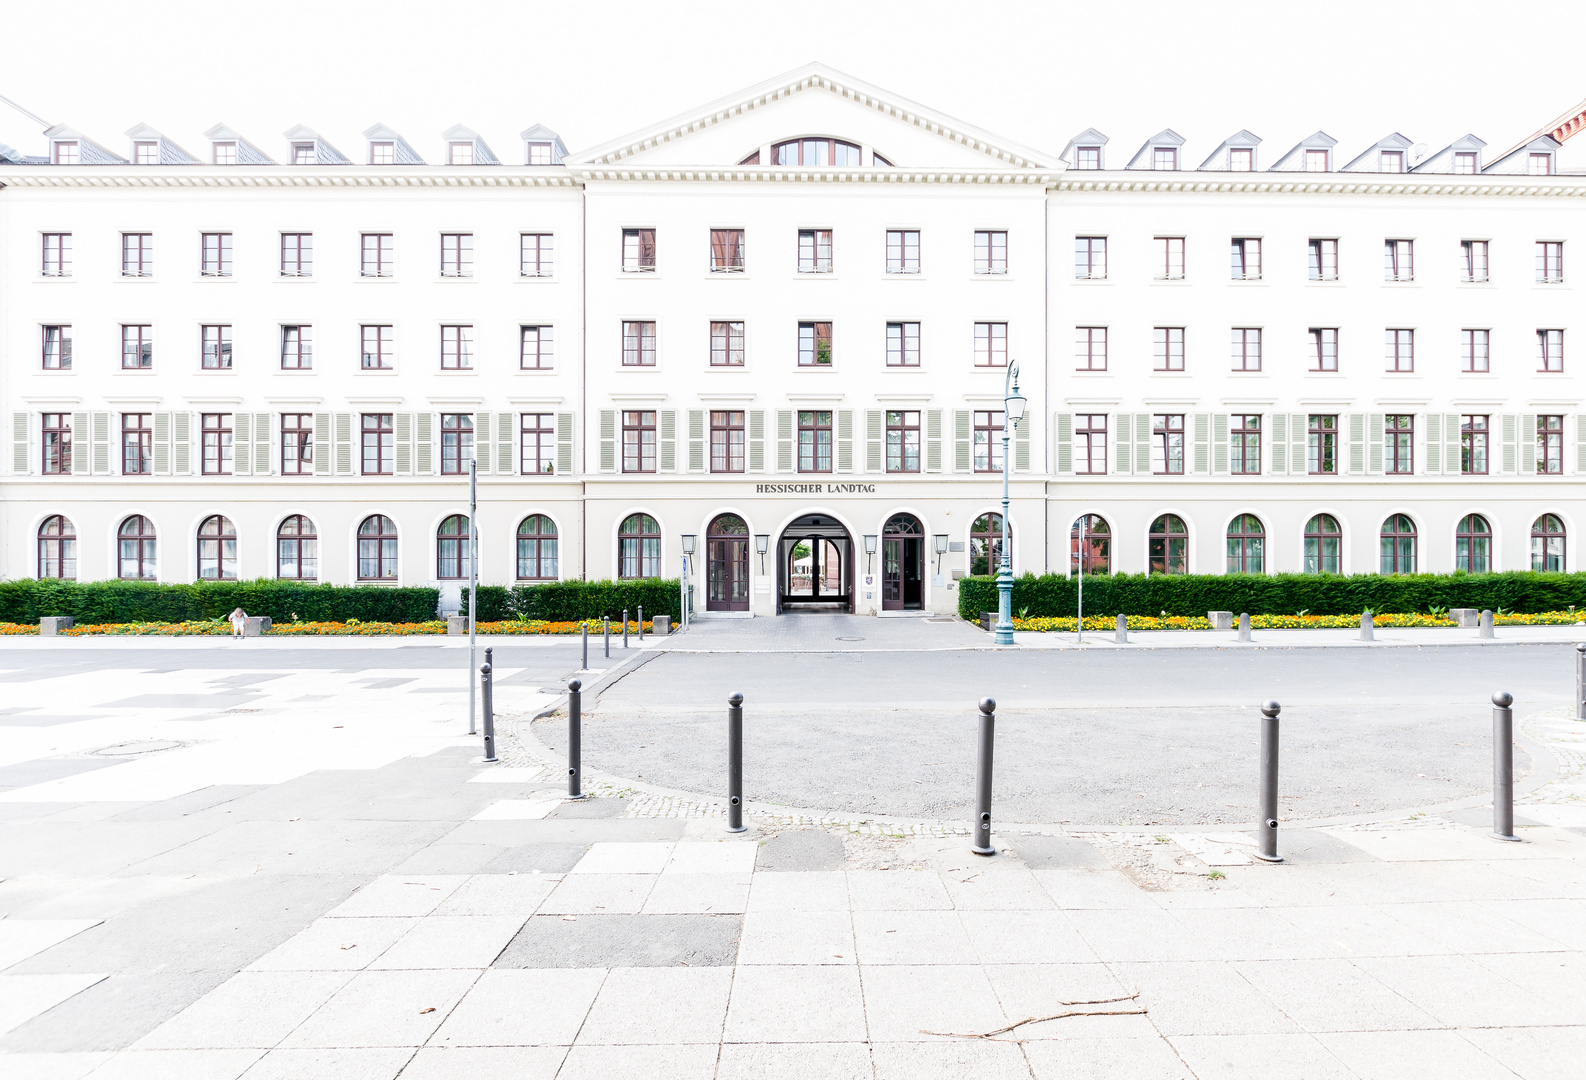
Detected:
left=882, top=513, right=924, bottom=611
left=706, top=514, right=750, bottom=611
left=778, top=512, right=852, bottom=612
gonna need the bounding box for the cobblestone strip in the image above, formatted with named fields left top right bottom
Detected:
left=1520, top=706, right=1586, bottom=805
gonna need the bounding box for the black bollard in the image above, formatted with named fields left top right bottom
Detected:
left=638, top=605, right=645, bottom=643
left=568, top=678, right=585, bottom=799
left=604, top=616, right=610, bottom=659
left=971, top=697, right=996, bottom=855
left=480, top=648, right=497, bottom=763
left=623, top=609, right=629, bottom=649
left=1254, top=701, right=1282, bottom=862
left=582, top=622, right=588, bottom=671
left=727, top=692, right=745, bottom=833
left=1577, top=644, right=1586, bottom=721
left=1492, top=691, right=1518, bottom=841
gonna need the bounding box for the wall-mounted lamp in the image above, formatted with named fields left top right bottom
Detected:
left=681, top=534, right=696, bottom=556
left=754, top=534, right=769, bottom=574
left=934, top=533, right=949, bottom=575
left=864, top=533, right=878, bottom=576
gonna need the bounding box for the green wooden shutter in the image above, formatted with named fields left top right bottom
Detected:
left=660, top=410, right=677, bottom=472
left=776, top=410, right=794, bottom=472
left=954, top=410, right=971, bottom=471
left=926, top=409, right=943, bottom=472
left=556, top=412, right=574, bottom=475
left=865, top=409, right=883, bottom=472
left=836, top=410, right=853, bottom=473
left=1192, top=413, right=1210, bottom=474
left=1055, top=412, right=1073, bottom=474
left=416, top=412, right=433, bottom=474
left=688, top=409, right=705, bottom=472
left=599, top=410, right=616, bottom=472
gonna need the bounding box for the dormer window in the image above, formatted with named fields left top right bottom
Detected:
left=1454, top=152, right=1477, bottom=174
left=370, top=141, right=395, bottom=165
left=134, top=141, right=159, bottom=165
left=292, top=143, right=315, bottom=165
left=213, top=142, right=237, bottom=165
left=1075, top=146, right=1101, bottom=170
left=739, top=150, right=761, bottom=165
left=1305, top=149, right=1329, bottom=172
left=53, top=141, right=78, bottom=165
left=872, top=153, right=894, bottom=167
left=1229, top=147, right=1253, bottom=171
left=1152, top=147, right=1177, bottom=170
left=1529, top=153, right=1553, bottom=176
left=449, top=142, right=473, bottom=165
left=1380, top=150, right=1404, bottom=173
left=773, top=138, right=862, bottom=167
left=527, top=141, right=554, bottom=165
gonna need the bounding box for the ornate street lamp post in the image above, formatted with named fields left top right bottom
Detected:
left=994, top=362, right=1027, bottom=646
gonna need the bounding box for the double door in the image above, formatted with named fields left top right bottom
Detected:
left=881, top=535, right=924, bottom=610
left=706, top=535, right=749, bottom=611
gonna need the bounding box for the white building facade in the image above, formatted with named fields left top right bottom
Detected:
left=2, top=66, right=1584, bottom=616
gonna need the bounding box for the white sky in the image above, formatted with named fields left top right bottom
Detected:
left=3, top=0, right=1583, bottom=164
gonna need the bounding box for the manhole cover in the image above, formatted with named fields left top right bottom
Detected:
left=93, top=740, right=182, bottom=757
left=835, top=636, right=865, bottom=642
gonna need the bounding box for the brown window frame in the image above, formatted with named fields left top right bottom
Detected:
left=1309, top=327, right=1338, bottom=371
left=1308, top=238, right=1338, bottom=280
left=1230, top=237, right=1262, bottom=280
left=1532, top=514, right=1566, bottom=572
left=197, top=515, right=238, bottom=581
left=440, top=325, right=473, bottom=370
left=1075, top=236, right=1107, bottom=279
left=1304, top=514, right=1342, bottom=573
left=1230, top=414, right=1261, bottom=475
left=118, top=514, right=157, bottom=580
left=710, top=410, right=746, bottom=473
left=440, top=233, right=474, bottom=278
left=972, top=512, right=1010, bottom=574
left=517, top=514, right=559, bottom=581
left=797, top=411, right=832, bottom=473
left=1461, top=329, right=1489, bottom=373
left=357, top=514, right=399, bottom=581
left=618, top=513, right=662, bottom=579
left=43, top=325, right=72, bottom=370
left=281, top=413, right=313, bottom=476
left=622, top=321, right=657, bottom=366
left=1538, top=415, right=1564, bottom=474
left=974, top=231, right=1008, bottom=274
left=1460, top=415, right=1488, bottom=475
left=1153, top=414, right=1184, bottom=474
left=1076, top=327, right=1107, bottom=371
left=1149, top=514, right=1189, bottom=575
left=361, top=413, right=394, bottom=475
left=1386, top=415, right=1414, bottom=475
left=441, top=413, right=474, bottom=475
left=121, top=232, right=153, bottom=277
left=521, top=325, right=554, bottom=369
left=884, top=410, right=920, bottom=473
left=886, top=230, right=920, bottom=274
left=1075, top=146, right=1101, bottom=170
left=973, top=411, right=1004, bottom=473
left=1454, top=152, right=1478, bottom=174
left=201, top=413, right=233, bottom=475
left=1529, top=153, right=1554, bottom=176
left=201, top=325, right=232, bottom=370
left=1384, top=239, right=1414, bottom=282
left=621, top=228, right=657, bottom=272
left=1226, top=514, right=1267, bottom=574
left=1229, top=147, right=1253, bottom=171
left=122, top=413, right=153, bottom=475
left=886, top=322, right=920, bottom=367
left=1538, top=329, right=1565, bottom=372
left=1075, top=414, right=1108, bottom=475
left=1231, top=327, right=1262, bottom=371
left=1537, top=241, right=1564, bottom=284
left=520, top=232, right=554, bottom=277
left=798, top=322, right=833, bottom=366
left=360, top=233, right=394, bottom=277
left=281, top=233, right=313, bottom=276
left=281, top=325, right=312, bottom=370
left=520, top=413, right=555, bottom=475
left=436, top=515, right=471, bottom=580
left=122, top=325, right=153, bottom=370
left=1455, top=514, right=1492, bottom=574
left=1308, top=415, right=1337, bottom=475
left=797, top=229, right=833, bottom=273
left=42, top=233, right=72, bottom=277
left=1071, top=514, right=1109, bottom=575
left=1461, top=240, right=1489, bottom=283
left=1155, top=236, right=1185, bottom=280
left=277, top=514, right=318, bottom=579
left=1386, top=328, right=1414, bottom=372
left=973, top=322, right=1008, bottom=368
left=622, top=410, right=657, bottom=474
left=212, top=142, right=237, bottom=165
left=710, top=321, right=744, bottom=366
left=710, top=229, right=745, bottom=272
left=42, top=413, right=71, bottom=475
left=1152, top=146, right=1178, bottom=170
left=772, top=138, right=862, bottom=166
left=361, top=325, right=394, bottom=370
left=1154, top=326, right=1184, bottom=371
left=53, top=141, right=79, bottom=165
left=200, top=232, right=232, bottom=277
left=38, top=514, right=76, bottom=580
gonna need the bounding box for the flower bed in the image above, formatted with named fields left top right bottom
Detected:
left=0, top=623, right=38, bottom=635
left=37, top=618, right=676, bottom=637
left=1010, top=611, right=1586, bottom=632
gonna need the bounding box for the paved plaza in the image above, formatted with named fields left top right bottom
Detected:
left=2, top=619, right=1585, bottom=1078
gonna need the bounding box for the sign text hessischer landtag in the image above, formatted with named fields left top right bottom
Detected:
left=753, top=483, right=878, bottom=494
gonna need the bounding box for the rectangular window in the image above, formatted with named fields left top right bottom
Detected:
left=1385, top=239, right=1414, bottom=281
left=1231, top=237, right=1262, bottom=280
left=1075, top=146, right=1101, bottom=169
left=1538, top=415, right=1564, bottom=475
left=798, top=229, right=833, bottom=273
left=281, top=233, right=313, bottom=276
left=622, top=410, right=656, bottom=473
left=291, top=143, right=316, bottom=165
left=1075, top=327, right=1107, bottom=371
left=369, top=141, right=394, bottom=166
left=1385, top=328, right=1414, bottom=372
left=440, top=233, right=474, bottom=277
left=42, top=413, right=71, bottom=475
left=1386, top=415, right=1414, bottom=474
left=710, top=229, right=745, bottom=272
left=42, top=233, right=72, bottom=277
left=1153, top=146, right=1177, bottom=170
left=1075, top=414, right=1108, bottom=474
left=974, top=231, right=1008, bottom=274
left=281, top=325, right=312, bottom=370
left=1231, top=328, right=1262, bottom=371
left=527, top=142, right=554, bottom=165
left=440, top=325, right=473, bottom=370
left=1461, top=329, right=1489, bottom=373
left=200, top=233, right=232, bottom=276
left=122, top=413, right=152, bottom=475
left=885, top=411, right=920, bottom=472
left=622, top=321, right=657, bottom=366
left=1153, top=414, right=1184, bottom=474
left=886, top=230, right=920, bottom=273
left=709, top=321, right=745, bottom=367
left=122, top=233, right=153, bottom=276
left=521, top=325, right=554, bottom=369
left=1530, top=153, right=1553, bottom=176
left=1308, top=238, right=1338, bottom=280
left=1230, top=147, right=1253, bottom=171
left=1460, top=415, right=1488, bottom=475
left=520, top=413, right=555, bottom=475
left=441, top=414, right=474, bottom=475
left=122, top=325, right=153, bottom=369
left=42, top=325, right=72, bottom=370
left=1156, top=236, right=1184, bottom=280
left=201, top=325, right=232, bottom=370
left=1309, top=328, right=1338, bottom=371
left=1308, top=415, right=1337, bottom=474
left=1075, top=236, right=1107, bottom=279
left=449, top=142, right=473, bottom=165
left=1305, top=148, right=1329, bottom=171
left=798, top=321, right=833, bottom=366
left=360, top=325, right=394, bottom=369
left=1380, top=149, right=1404, bottom=173
left=1461, top=240, right=1489, bottom=283
left=621, top=228, right=656, bottom=272
left=361, top=413, right=394, bottom=475
left=973, top=322, right=1008, bottom=367
left=281, top=413, right=313, bottom=475
left=1231, top=414, right=1261, bottom=474
left=1538, top=329, right=1564, bottom=372
left=1454, top=152, right=1478, bottom=174
left=973, top=410, right=1005, bottom=473
left=520, top=233, right=554, bottom=276
left=886, top=322, right=920, bottom=366
left=1154, top=326, right=1184, bottom=371
left=797, top=411, right=832, bottom=473
left=201, top=413, right=233, bottom=475
left=710, top=410, right=746, bottom=473
left=213, top=142, right=237, bottom=165
left=361, top=233, right=394, bottom=277
left=53, top=141, right=78, bottom=165
left=1537, top=241, right=1564, bottom=283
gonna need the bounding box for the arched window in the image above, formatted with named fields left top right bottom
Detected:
left=197, top=515, right=238, bottom=580
left=517, top=515, right=559, bottom=580
left=618, top=513, right=661, bottom=579
left=1532, top=514, right=1566, bottom=572
left=1149, top=514, right=1188, bottom=575
left=437, top=515, right=471, bottom=580
left=277, top=515, right=318, bottom=580
left=358, top=515, right=399, bottom=581
left=1455, top=514, right=1492, bottom=574
left=772, top=137, right=863, bottom=166
left=118, top=515, right=157, bottom=580
left=1226, top=514, right=1266, bottom=574
left=970, top=513, right=1007, bottom=576
left=1303, top=514, right=1342, bottom=574
left=38, top=515, right=76, bottom=580
left=1380, top=514, right=1417, bottom=574
left=1070, top=514, right=1110, bottom=576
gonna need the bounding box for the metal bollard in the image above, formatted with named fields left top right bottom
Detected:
left=638, top=605, right=645, bottom=643
left=1479, top=609, right=1495, bottom=639
left=622, top=609, right=629, bottom=649
left=1576, top=643, right=1586, bottom=721
left=1238, top=612, right=1252, bottom=643
left=1115, top=612, right=1128, bottom=644
left=1491, top=691, right=1519, bottom=841
left=726, top=692, right=746, bottom=833
left=582, top=622, right=588, bottom=671
left=480, top=648, right=498, bottom=763
left=971, top=697, right=997, bottom=855
left=604, top=616, right=610, bottom=659
left=567, top=678, right=585, bottom=799
left=1254, top=700, right=1282, bottom=862
left=1360, top=611, right=1375, bottom=642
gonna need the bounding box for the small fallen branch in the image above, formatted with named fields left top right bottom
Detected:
left=923, top=992, right=1145, bottom=1039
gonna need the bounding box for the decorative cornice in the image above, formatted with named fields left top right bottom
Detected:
left=1051, top=174, right=1586, bottom=197
left=574, top=166, right=1057, bottom=185
left=0, top=169, right=581, bottom=189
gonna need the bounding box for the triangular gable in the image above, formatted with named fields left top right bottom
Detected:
left=124, top=123, right=199, bottom=164
left=442, top=124, right=500, bottom=165
left=363, top=123, right=425, bottom=165
left=1411, top=134, right=1486, bottom=174
left=569, top=62, right=1055, bottom=169
left=1060, top=128, right=1108, bottom=167
left=204, top=123, right=275, bottom=164
left=283, top=125, right=350, bottom=164
left=1340, top=132, right=1414, bottom=172
left=1197, top=129, right=1262, bottom=171
left=520, top=124, right=569, bottom=164
left=1125, top=129, right=1186, bottom=170
left=43, top=123, right=125, bottom=164
left=1268, top=131, right=1338, bottom=171
left=1484, top=134, right=1561, bottom=175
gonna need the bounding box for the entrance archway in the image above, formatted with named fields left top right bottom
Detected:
left=778, top=513, right=853, bottom=613
left=706, top=513, right=750, bottom=611
left=882, top=513, right=925, bottom=610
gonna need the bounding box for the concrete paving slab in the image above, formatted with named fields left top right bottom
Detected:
left=1380, top=898, right=1571, bottom=953
left=1032, top=868, right=1162, bottom=910
left=470, top=799, right=561, bottom=820
left=84, top=1048, right=263, bottom=1080
left=325, top=877, right=468, bottom=919
left=238, top=1047, right=414, bottom=1080
left=1272, top=904, right=1457, bottom=959
left=1168, top=1033, right=1357, bottom=1080
left=569, top=841, right=674, bottom=874
left=544, top=798, right=630, bottom=819
left=857, top=964, right=1007, bottom=1042
left=716, top=1042, right=872, bottom=1080
left=1110, top=961, right=1301, bottom=1037
left=0, top=974, right=107, bottom=1038
left=132, top=970, right=351, bottom=1050
left=1, top=972, right=230, bottom=1053
left=753, top=829, right=846, bottom=871
left=1353, top=953, right=1577, bottom=1027
left=427, top=968, right=604, bottom=1047
left=367, top=915, right=524, bottom=970
left=980, top=962, right=1155, bottom=1041
left=1004, top=834, right=1111, bottom=870
left=495, top=913, right=742, bottom=968
left=736, top=909, right=856, bottom=965
left=870, top=1039, right=1031, bottom=1080
left=664, top=840, right=759, bottom=874
left=555, top=1043, right=718, bottom=1080
left=640, top=873, right=752, bottom=914
left=245, top=918, right=416, bottom=973
left=1315, top=1029, right=1518, bottom=1079
left=722, top=965, right=867, bottom=1043
left=479, top=843, right=588, bottom=874
left=1066, top=908, right=1222, bottom=963
left=845, top=870, right=953, bottom=911
left=0, top=920, right=102, bottom=970
left=745, top=870, right=850, bottom=912
left=1024, top=1036, right=1191, bottom=1079
left=397, top=1045, right=566, bottom=1080
left=430, top=873, right=560, bottom=916
left=1231, top=958, right=1443, bottom=1033
left=1165, top=907, right=1337, bottom=961
left=1460, top=1025, right=1586, bottom=1080
left=536, top=874, right=655, bottom=915
left=576, top=966, right=733, bottom=1044
left=0, top=1051, right=113, bottom=1080
left=278, top=969, right=481, bottom=1049
left=959, top=909, right=1099, bottom=964
left=386, top=843, right=510, bottom=875
left=852, top=909, right=978, bottom=965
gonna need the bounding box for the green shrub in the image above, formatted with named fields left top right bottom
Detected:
left=957, top=571, right=1586, bottom=621
left=0, top=579, right=439, bottom=625
left=463, top=579, right=682, bottom=623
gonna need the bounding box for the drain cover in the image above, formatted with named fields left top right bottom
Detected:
left=835, top=636, right=865, bottom=642
left=93, top=740, right=182, bottom=756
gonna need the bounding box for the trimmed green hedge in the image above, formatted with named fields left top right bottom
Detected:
left=958, top=571, right=1586, bottom=621
left=463, top=579, right=683, bottom=623
left=0, top=579, right=440, bottom=625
